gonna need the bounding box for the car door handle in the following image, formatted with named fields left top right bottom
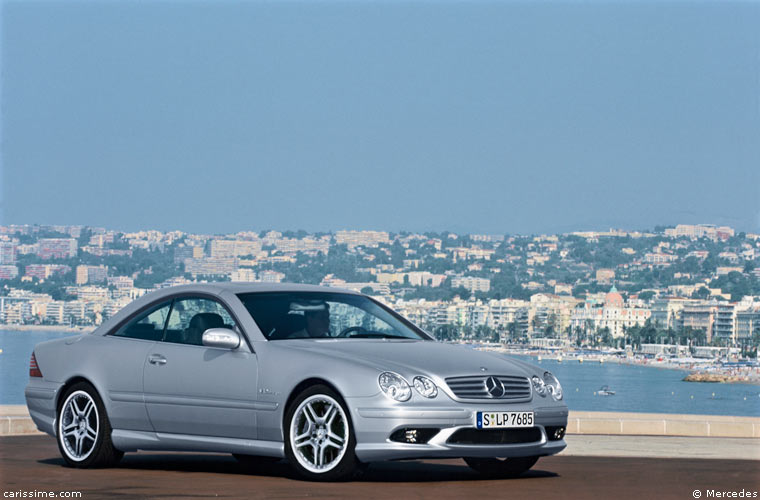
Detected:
left=148, top=354, right=167, bottom=365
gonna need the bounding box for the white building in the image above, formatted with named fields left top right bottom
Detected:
left=571, top=287, right=651, bottom=338
left=230, top=268, right=257, bottom=282
left=451, top=276, right=491, bottom=293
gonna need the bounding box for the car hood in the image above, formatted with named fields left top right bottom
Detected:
left=275, top=339, right=537, bottom=379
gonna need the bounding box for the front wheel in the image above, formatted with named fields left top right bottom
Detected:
left=464, top=456, right=539, bottom=477
left=56, top=382, right=123, bottom=468
left=284, top=385, right=357, bottom=481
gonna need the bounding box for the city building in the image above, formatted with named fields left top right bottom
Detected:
left=209, top=239, right=262, bottom=259
left=25, top=264, right=71, bottom=280
left=678, top=301, right=718, bottom=342
left=75, top=265, right=108, bottom=285
left=37, top=238, right=78, bottom=259
left=258, top=270, right=286, bottom=283
left=530, top=293, right=579, bottom=337
left=664, top=224, right=735, bottom=241
left=174, top=244, right=204, bottom=263
left=0, top=242, right=17, bottom=264
left=571, top=287, right=650, bottom=339
left=230, top=268, right=257, bottom=282
left=335, top=230, right=390, bottom=249
left=451, top=276, right=491, bottom=293
left=0, top=265, right=19, bottom=280
left=713, top=302, right=737, bottom=343
left=184, top=258, right=236, bottom=277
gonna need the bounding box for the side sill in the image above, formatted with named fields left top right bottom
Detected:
left=111, top=429, right=285, bottom=458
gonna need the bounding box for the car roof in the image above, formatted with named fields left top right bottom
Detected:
left=158, top=282, right=360, bottom=295
left=92, top=282, right=361, bottom=337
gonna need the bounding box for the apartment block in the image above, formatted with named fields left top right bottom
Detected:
left=184, top=258, right=236, bottom=277
left=451, top=276, right=491, bottom=293
left=209, top=239, right=262, bottom=259
left=0, top=242, right=17, bottom=264
left=25, top=264, right=71, bottom=280
left=37, top=238, right=78, bottom=259
left=230, top=268, right=257, bottom=282
left=174, top=244, right=204, bottom=263
left=0, top=265, right=19, bottom=280
left=335, top=230, right=390, bottom=249
left=76, top=265, right=108, bottom=285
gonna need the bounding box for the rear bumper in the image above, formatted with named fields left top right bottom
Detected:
left=348, top=400, right=568, bottom=462
left=24, top=379, right=64, bottom=437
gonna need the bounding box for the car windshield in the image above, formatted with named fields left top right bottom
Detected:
left=237, top=291, right=430, bottom=341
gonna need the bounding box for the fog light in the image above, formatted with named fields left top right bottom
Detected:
left=546, top=426, right=566, bottom=440
left=389, top=427, right=440, bottom=444
left=404, top=429, right=418, bottom=443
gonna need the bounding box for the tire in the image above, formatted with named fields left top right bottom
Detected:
left=464, top=456, right=539, bottom=477
left=284, top=384, right=357, bottom=481
left=56, top=381, right=123, bottom=468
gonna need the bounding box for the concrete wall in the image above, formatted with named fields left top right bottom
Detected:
left=567, top=411, right=760, bottom=438
left=2, top=405, right=758, bottom=438
left=0, top=406, right=41, bottom=436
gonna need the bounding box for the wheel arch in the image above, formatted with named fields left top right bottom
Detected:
left=282, top=377, right=351, bottom=429
left=56, top=376, right=105, bottom=414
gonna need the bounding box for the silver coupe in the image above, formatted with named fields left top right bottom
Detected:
left=26, top=283, right=568, bottom=480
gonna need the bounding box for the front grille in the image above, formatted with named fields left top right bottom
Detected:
left=445, top=375, right=531, bottom=401
left=447, top=427, right=542, bottom=445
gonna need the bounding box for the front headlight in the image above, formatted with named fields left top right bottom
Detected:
left=412, top=376, right=438, bottom=398
left=531, top=375, right=547, bottom=396
left=543, top=371, right=563, bottom=400
left=378, top=372, right=412, bottom=402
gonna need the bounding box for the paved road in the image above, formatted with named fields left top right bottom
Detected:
left=1, top=435, right=758, bottom=499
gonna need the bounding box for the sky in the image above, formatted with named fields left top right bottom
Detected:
left=1, top=0, right=758, bottom=236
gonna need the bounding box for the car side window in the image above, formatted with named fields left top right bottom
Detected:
left=163, top=297, right=238, bottom=346
left=112, top=301, right=172, bottom=341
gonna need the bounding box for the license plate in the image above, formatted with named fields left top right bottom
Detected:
left=476, top=411, right=534, bottom=429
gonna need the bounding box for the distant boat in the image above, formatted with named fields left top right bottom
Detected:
left=598, top=385, right=616, bottom=396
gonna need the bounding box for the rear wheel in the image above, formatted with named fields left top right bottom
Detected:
left=284, top=385, right=357, bottom=481
left=56, top=382, right=123, bottom=468
left=464, top=456, right=539, bottom=477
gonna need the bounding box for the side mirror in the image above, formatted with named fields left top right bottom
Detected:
left=202, top=328, right=241, bottom=349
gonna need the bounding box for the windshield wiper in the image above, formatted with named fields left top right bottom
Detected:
left=347, top=332, right=408, bottom=339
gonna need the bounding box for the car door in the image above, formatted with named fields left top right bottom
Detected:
left=101, top=300, right=172, bottom=432
left=143, top=296, right=259, bottom=439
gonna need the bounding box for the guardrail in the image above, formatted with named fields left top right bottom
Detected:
left=2, top=405, right=759, bottom=438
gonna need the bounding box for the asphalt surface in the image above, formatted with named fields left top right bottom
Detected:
left=1, top=435, right=758, bottom=499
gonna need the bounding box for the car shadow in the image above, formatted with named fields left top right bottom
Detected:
left=38, top=454, right=559, bottom=483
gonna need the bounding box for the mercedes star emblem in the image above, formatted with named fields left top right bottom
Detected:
left=485, top=376, right=505, bottom=398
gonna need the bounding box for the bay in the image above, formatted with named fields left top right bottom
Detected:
left=1, top=330, right=758, bottom=416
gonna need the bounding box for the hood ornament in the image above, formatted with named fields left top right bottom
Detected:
left=480, top=367, right=488, bottom=372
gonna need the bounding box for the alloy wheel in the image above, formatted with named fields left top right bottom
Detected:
left=289, top=394, right=349, bottom=474
left=59, top=390, right=99, bottom=462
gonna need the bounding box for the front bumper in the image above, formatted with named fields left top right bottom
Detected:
left=348, top=399, right=568, bottom=462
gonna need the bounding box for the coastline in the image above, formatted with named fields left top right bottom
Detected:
left=477, top=346, right=760, bottom=386
left=0, top=325, right=94, bottom=334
